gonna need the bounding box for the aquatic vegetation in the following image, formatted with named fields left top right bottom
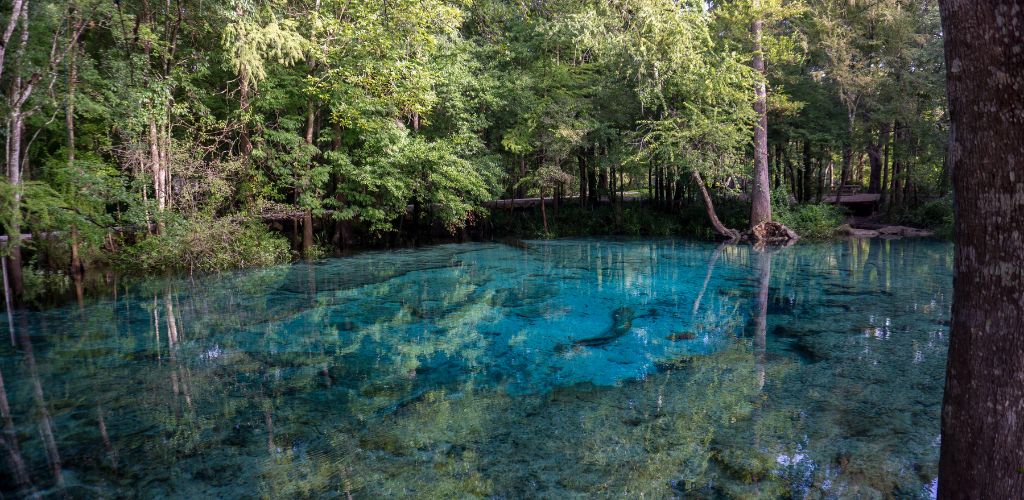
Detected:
left=0, top=238, right=951, bottom=497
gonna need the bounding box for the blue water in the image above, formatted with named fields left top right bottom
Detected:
left=0, top=238, right=952, bottom=498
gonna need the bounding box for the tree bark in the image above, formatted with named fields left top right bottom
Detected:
left=889, top=121, right=903, bottom=210
left=67, top=26, right=84, bottom=274
left=881, top=122, right=891, bottom=205
left=836, top=114, right=854, bottom=205
left=801, top=141, right=812, bottom=203
left=577, top=152, right=587, bottom=205
left=302, top=102, right=316, bottom=258
left=0, top=0, right=27, bottom=83
left=598, top=166, right=609, bottom=197
left=148, top=117, right=165, bottom=234
left=539, top=189, right=548, bottom=234
left=3, top=4, right=36, bottom=302
left=587, top=154, right=598, bottom=205
left=937, top=1, right=1024, bottom=497
left=868, top=123, right=889, bottom=193
left=749, top=4, right=772, bottom=229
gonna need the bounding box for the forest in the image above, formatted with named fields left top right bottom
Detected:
left=1, top=1, right=1022, bottom=498
left=0, top=0, right=949, bottom=298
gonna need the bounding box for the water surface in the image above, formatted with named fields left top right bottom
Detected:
left=0, top=238, right=952, bottom=498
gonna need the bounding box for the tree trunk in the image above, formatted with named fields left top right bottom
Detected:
left=302, top=210, right=314, bottom=257
left=692, top=171, right=739, bottom=240
left=67, top=38, right=84, bottom=275
left=148, top=117, right=165, bottom=233
left=518, top=157, right=526, bottom=199
left=749, top=4, right=772, bottom=229
left=598, top=166, right=608, bottom=198
left=801, top=141, right=812, bottom=203
left=239, top=72, right=251, bottom=158
left=70, top=226, right=83, bottom=275
left=836, top=115, right=854, bottom=205
left=578, top=152, right=587, bottom=205
left=0, top=0, right=27, bottom=83
left=868, top=124, right=889, bottom=193
left=889, top=121, right=903, bottom=210
left=539, top=189, right=548, bottom=235
left=302, top=103, right=316, bottom=258
left=647, top=163, right=652, bottom=204
left=881, top=123, right=891, bottom=205
left=937, top=1, right=1024, bottom=497
left=6, top=108, right=25, bottom=301
left=587, top=156, right=598, bottom=205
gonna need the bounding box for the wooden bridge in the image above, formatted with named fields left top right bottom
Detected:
left=822, top=193, right=881, bottom=204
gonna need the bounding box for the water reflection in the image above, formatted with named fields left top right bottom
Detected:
left=0, top=239, right=952, bottom=497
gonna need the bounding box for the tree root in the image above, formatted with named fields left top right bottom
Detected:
left=748, top=220, right=799, bottom=244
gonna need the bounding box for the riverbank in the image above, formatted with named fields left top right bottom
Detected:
left=8, top=197, right=948, bottom=309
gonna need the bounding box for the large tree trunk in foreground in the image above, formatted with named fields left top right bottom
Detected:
left=937, top=1, right=1024, bottom=497
left=749, top=4, right=771, bottom=229
left=692, top=171, right=739, bottom=240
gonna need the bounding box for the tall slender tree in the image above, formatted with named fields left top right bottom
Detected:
left=749, top=0, right=772, bottom=229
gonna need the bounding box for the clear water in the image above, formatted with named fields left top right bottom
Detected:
left=0, top=238, right=953, bottom=498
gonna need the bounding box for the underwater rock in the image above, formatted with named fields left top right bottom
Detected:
left=571, top=306, right=635, bottom=348
left=666, top=331, right=696, bottom=341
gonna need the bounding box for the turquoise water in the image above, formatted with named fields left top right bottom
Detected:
left=0, top=238, right=952, bottom=498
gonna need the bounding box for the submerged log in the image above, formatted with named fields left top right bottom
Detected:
left=571, top=306, right=635, bottom=348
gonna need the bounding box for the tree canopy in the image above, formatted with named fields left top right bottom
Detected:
left=0, top=0, right=948, bottom=285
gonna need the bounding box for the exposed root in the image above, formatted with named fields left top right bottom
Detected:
left=747, top=221, right=799, bottom=245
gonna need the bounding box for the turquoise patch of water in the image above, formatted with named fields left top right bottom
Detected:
left=0, top=238, right=952, bottom=498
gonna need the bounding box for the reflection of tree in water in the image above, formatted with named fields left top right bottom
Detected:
left=0, top=240, right=951, bottom=497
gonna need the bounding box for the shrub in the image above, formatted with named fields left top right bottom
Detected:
left=893, top=197, right=953, bottom=239
left=117, top=216, right=291, bottom=273
left=776, top=203, right=845, bottom=240
left=21, top=266, right=70, bottom=303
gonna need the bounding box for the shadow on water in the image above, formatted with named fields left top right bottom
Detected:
left=0, top=238, right=952, bottom=497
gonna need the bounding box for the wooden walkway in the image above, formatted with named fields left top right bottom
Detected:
left=822, top=193, right=881, bottom=204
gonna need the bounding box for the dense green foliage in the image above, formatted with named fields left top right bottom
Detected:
left=1, top=0, right=948, bottom=278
